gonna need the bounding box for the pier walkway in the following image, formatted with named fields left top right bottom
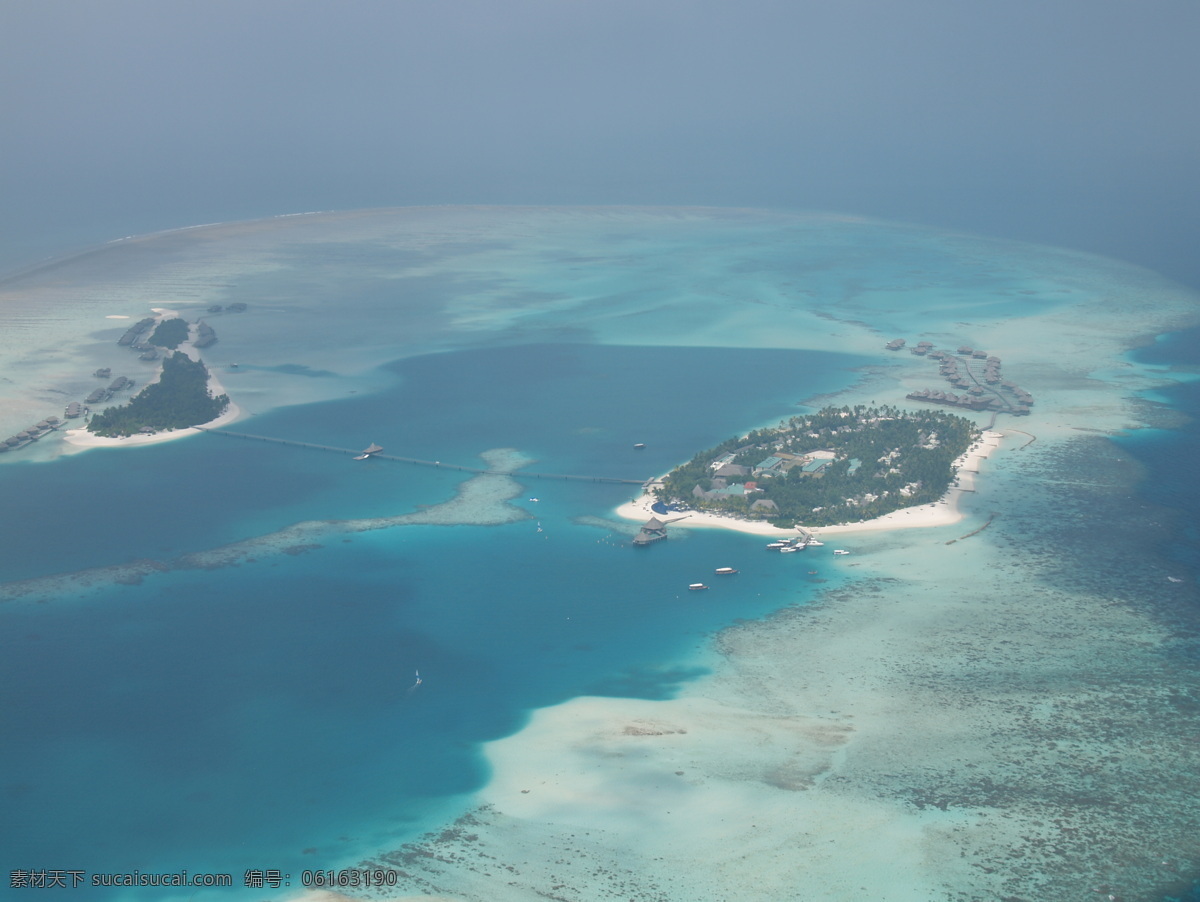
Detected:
left=194, top=427, right=648, bottom=485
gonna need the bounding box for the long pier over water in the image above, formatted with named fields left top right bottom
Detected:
left=195, top=427, right=648, bottom=485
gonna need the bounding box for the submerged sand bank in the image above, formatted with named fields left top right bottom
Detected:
left=369, top=482, right=1198, bottom=902
left=355, top=244, right=1200, bottom=901
left=0, top=449, right=531, bottom=604
left=615, top=430, right=1005, bottom=538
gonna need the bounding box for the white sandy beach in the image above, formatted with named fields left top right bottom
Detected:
left=615, top=429, right=1005, bottom=538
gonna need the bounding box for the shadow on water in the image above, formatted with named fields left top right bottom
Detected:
left=585, top=665, right=713, bottom=700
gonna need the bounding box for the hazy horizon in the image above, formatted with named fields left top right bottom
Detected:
left=2, top=1, right=1198, bottom=286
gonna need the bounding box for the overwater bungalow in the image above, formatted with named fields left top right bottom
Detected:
left=353, top=443, right=384, bottom=460
left=633, top=517, right=668, bottom=546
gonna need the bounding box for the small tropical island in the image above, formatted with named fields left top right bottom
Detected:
left=87, top=351, right=230, bottom=437
left=653, top=405, right=980, bottom=528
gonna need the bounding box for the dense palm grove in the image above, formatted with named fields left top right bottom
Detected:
left=87, top=352, right=229, bottom=437
left=658, top=405, right=980, bottom=527
left=148, top=317, right=191, bottom=349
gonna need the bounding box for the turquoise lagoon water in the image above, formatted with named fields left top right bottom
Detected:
left=2, top=208, right=1199, bottom=901
left=0, top=340, right=862, bottom=901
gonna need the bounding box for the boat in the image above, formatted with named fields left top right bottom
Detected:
left=766, top=541, right=788, bottom=550
left=833, top=549, right=850, bottom=555
left=780, top=545, right=800, bottom=553
left=804, top=538, right=824, bottom=546
left=688, top=583, right=709, bottom=591
left=714, top=567, right=738, bottom=575
left=633, top=442, right=646, bottom=449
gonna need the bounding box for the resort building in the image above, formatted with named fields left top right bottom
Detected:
left=632, top=517, right=668, bottom=545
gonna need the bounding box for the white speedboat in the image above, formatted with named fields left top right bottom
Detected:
left=688, top=583, right=709, bottom=591
left=715, top=567, right=738, bottom=575
left=833, top=549, right=850, bottom=555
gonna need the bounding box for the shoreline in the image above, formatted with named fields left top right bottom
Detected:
left=615, top=429, right=1005, bottom=537
left=60, top=316, right=243, bottom=452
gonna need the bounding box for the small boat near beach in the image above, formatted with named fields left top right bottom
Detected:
left=833, top=549, right=850, bottom=555
left=771, top=536, right=809, bottom=552
left=688, top=583, right=709, bottom=591
left=714, top=567, right=738, bottom=575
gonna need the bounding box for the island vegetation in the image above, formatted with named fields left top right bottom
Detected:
left=656, top=405, right=980, bottom=527
left=148, top=317, right=191, bottom=349
left=87, top=352, right=229, bottom=437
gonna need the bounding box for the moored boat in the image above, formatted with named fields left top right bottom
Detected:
left=833, top=549, right=850, bottom=555
left=714, top=567, right=738, bottom=575
left=688, top=583, right=709, bottom=591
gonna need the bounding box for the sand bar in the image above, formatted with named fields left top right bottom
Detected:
left=0, top=449, right=531, bottom=604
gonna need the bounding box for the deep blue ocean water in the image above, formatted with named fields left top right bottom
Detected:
left=1118, top=329, right=1200, bottom=902
left=1118, top=328, right=1200, bottom=577
left=0, top=343, right=861, bottom=901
